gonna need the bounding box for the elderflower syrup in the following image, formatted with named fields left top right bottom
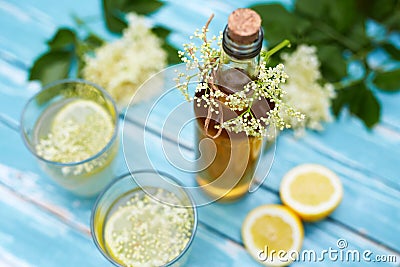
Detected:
left=91, top=171, right=197, bottom=267
left=21, top=80, right=119, bottom=197
left=194, top=9, right=272, bottom=201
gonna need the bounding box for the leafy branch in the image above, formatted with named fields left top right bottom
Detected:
left=252, top=0, right=400, bottom=128
left=29, top=26, right=104, bottom=85
left=29, top=0, right=179, bottom=85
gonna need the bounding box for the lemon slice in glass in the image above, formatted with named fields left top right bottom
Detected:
left=103, top=190, right=194, bottom=267
left=103, top=205, right=135, bottom=266
left=280, top=164, right=343, bottom=222
left=48, top=99, right=114, bottom=163
left=242, top=204, right=304, bottom=267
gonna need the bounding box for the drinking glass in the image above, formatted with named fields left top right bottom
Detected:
left=21, top=79, right=119, bottom=197
left=91, top=170, right=197, bottom=267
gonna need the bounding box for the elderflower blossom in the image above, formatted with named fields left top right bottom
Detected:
left=280, top=45, right=335, bottom=135
left=221, top=63, right=304, bottom=138
left=175, top=27, right=304, bottom=139
left=174, top=27, right=222, bottom=101
left=83, top=13, right=167, bottom=109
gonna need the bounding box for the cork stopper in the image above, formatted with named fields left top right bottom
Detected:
left=227, top=8, right=262, bottom=45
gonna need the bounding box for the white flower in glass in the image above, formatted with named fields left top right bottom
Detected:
left=83, top=13, right=167, bottom=109
left=280, top=44, right=335, bottom=135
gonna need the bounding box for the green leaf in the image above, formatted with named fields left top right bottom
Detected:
left=102, top=0, right=128, bottom=34
left=29, top=51, right=72, bottom=85
left=123, top=0, right=163, bottom=15
left=251, top=4, right=311, bottom=46
left=47, top=28, right=77, bottom=50
left=356, top=0, right=399, bottom=22
left=316, top=44, right=347, bottom=82
left=332, top=92, right=346, bottom=117
left=151, top=26, right=180, bottom=65
left=347, top=21, right=370, bottom=50
left=355, top=86, right=380, bottom=128
left=326, top=0, right=359, bottom=33
left=295, top=0, right=328, bottom=19
left=333, top=82, right=380, bottom=127
left=304, top=29, right=331, bottom=43
left=332, top=82, right=363, bottom=117
left=152, top=26, right=171, bottom=39
left=84, top=33, right=105, bottom=49
left=382, top=43, right=400, bottom=61
left=102, top=0, right=164, bottom=33
left=163, top=43, right=180, bottom=65
left=384, top=11, right=400, bottom=31
left=297, top=0, right=360, bottom=32
left=152, top=26, right=181, bottom=65
left=373, top=69, right=400, bottom=91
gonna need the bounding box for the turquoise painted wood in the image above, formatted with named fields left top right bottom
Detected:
left=1, top=0, right=399, bottom=266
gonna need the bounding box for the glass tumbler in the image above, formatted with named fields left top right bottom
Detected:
left=91, top=170, right=197, bottom=267
left=21, top=79, right=119, bottom=197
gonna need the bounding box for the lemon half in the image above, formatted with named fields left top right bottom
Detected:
left=242, top=204, right=304, bottom=266
left=280, top=164, right=343, bottom=222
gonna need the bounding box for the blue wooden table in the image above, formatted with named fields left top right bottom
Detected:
left=0, top=0, right=399, bottom=266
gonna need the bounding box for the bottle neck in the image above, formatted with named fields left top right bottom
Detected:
left=220, top=25, right=263, bottom=79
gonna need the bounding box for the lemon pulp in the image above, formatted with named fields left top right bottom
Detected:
left=289, top=172, right=335, bottom=206
left=242, top=204, right=304, bottom=267
left=36, top=99, right=114, bottom=163
left=251, top=215, right=294, bottom=253
left=280, top=164, right=343, bottom=222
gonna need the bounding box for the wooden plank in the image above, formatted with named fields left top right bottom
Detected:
left=0, top=123, right=128, bottom=232
left=375, top=90, right=400, bottom=131
left=300, top=115, right=400, bottom=189
left=0, top=59, right=38, bottom=123
left=0, top=185, right=110, bottom=267
left=0, top=0, right=115, bottom=66
left=266, top=133, right=400, bottom=250
left=0, top=0, right=52, bottom=66
left=187, top=224, right=259, bottom=267
left=0, top=182, right=263, bottom=267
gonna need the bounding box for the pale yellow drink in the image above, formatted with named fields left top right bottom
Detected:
left=34, top=98, right=118, bottom=196
left=101, top=187, right=195, bottom=266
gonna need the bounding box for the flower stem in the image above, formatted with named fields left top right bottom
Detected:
left=72, top=14, right=105, bottom=43
left=262, top=39, right=291, bottom=60
left=331, top=79, right=363, bottom=90
left=314, top=23, right=359, bottom=52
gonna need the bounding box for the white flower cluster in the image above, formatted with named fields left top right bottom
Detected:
left=105, top=188, right=194, bottom=266
left=83, top=13, right=167, bottom=109
left=280, top=45, right=335, bottom=135
left=175, top=27, right=222, bottom=101
left=221, top=64, right=304, bottom=138
left=175, top=27, right=305, bottom=139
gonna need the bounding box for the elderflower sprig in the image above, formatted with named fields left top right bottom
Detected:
left=174, top=23, right=223, bottom=101
left=175, top=17, right=304, bottom=139
left=220, top=63, right=304, bottom=138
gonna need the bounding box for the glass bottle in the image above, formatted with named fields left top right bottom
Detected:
left=194, top=9, right=273, bottom=201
